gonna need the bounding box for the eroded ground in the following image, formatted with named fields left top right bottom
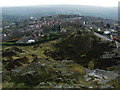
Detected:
left=2, top=32, right=120, bottom=88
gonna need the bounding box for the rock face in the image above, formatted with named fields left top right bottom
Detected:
left=85, top=69, right=119, bottom=82
left=6, top=59, right=86, bottom=87
left=85, top=68, right=120, bottom=88
left=3, top=58, right=119, bottom=88
left=95, top=48, right=120, bottom=69
left=11, top=62, right=50, bottom=85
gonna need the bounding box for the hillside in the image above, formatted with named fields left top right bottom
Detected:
left=2, top=31, right=120, bottom=88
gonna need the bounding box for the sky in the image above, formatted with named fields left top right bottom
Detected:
left=0, top=0, right=119, bottom=7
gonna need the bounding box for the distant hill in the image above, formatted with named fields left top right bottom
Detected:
left=2, top=5, right=118, bottom=24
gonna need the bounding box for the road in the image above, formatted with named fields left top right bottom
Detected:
left=94, top=32, right=113, bottom=41
left=115, top=41, right=120, bottom=48
left=85, top=26, right=120, bottom=48
left=94, top=32, right=120, bottom=48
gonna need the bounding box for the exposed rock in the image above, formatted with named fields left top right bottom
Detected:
left=107, top=64, right=120, bottom=71
left=96, top=48, right=120, bottom=69
left=97, top=80, right=110, bottom=84
left=11, top=62, right=50, bottom=85
left=100, top=85, right=114, bottom=88
left=9, top=59, right=86, bottom=87
left=85, top=68, right=119, bottom=85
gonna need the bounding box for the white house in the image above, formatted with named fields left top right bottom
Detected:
left=3, top=34, right=7, bottom=37
left=60, top=28, right=67, bottom=33
left=97, top=28, right=101, bottom=31
left=110, top=29, right=115, bottom=32
left=83, top=22, right=86, bottom=25
left=30, top=17, right=34, bottom=19
left=27, top=39, right=35, bottom=43
left=90, top=27, right=93, bottom=30
left=104, top=31, right=110, bottom=35
left=79, top=17, right=81, bottom=19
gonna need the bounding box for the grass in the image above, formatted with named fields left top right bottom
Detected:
left=2, top=82, right=32, bottom=88
left=68, top=64, right=86, bottom=75
left=88, top=60, right=94, bottom=70
left=3, top=39, right=59, bottom=63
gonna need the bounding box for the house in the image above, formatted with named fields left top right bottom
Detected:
left=113, top=36, right=120, bottom=42
left=29, top=25, right=34, bottom=28
left=79, top=17, right=82, bottom=19
left=3, top=34, right=7, bottom=37
left=27, top=39, right=35, bottom=43
left=110, top=29, right=115, bottom=32
left=60, top=28, right=67, bottom=33
left=104, top=31, right=110, bottom=35
left=90, top=27, right=93, bottom=30
left=83, top=22, right=86, bottom=25
left=30, top=17, right=34, bottom=19
left=98, top=28, right=101, bottom=31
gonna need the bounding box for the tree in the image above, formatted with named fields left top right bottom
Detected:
left=106, top=24, right=111, bottom=29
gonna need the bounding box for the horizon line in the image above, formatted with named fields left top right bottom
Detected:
left=1, top=4, right=118, bottom=8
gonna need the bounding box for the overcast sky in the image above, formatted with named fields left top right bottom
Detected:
left=0, top=0, right=119, bottom=7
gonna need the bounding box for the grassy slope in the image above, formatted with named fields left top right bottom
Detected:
left=2, top=39, right=99, bottom=88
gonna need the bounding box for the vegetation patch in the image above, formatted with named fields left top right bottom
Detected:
left=45, top=31, right=112, bottom=68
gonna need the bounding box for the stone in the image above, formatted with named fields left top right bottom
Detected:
left=100, top=85, right=114, bottom=88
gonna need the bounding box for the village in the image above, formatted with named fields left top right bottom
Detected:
left=2, top=14, right=120, bottom=47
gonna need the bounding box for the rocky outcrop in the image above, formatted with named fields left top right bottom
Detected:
left=7, top=59, right=87, bottom=87
left=85, top=68, right=119, bottom=88
left=95, top=48, right=120, bottom=69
